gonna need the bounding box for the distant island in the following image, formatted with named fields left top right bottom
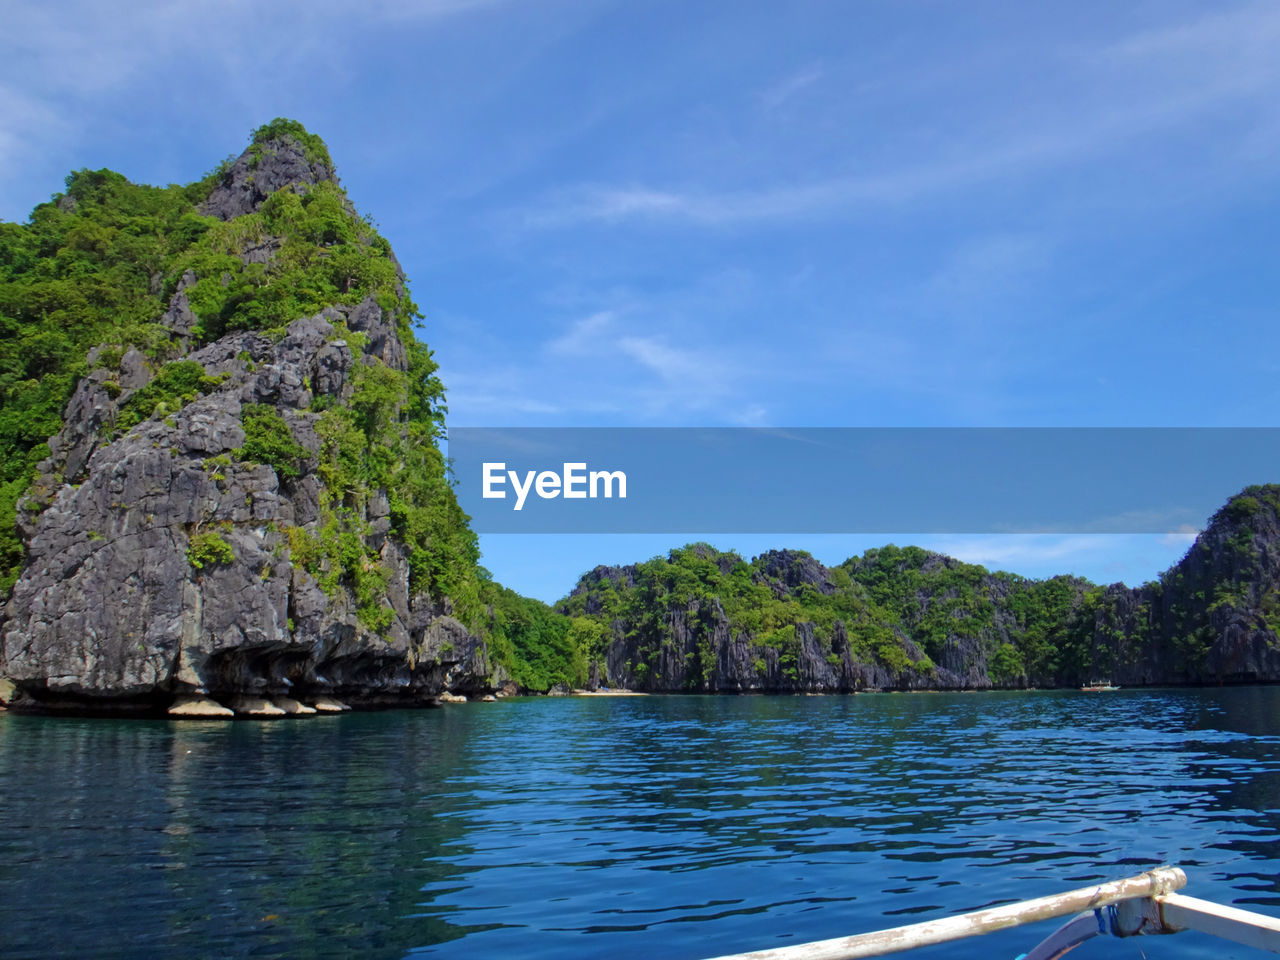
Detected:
left=561, top=484, right=1280, bottom=693
left=2, top=121, right=1278, bottom=717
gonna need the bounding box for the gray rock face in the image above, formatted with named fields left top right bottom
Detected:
left=598, top=591, right=934, bottom=694
left=1134, top=493, right=1280, bottom=684
left=162, top=270, right=200, bottom=340
left=755, top=549, right=836, bottom=596
left=1, top=303, right=494, bottom=713
left=199, top=136, right=336, bottom=221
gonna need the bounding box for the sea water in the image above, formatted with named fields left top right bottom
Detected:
left=2, top=689, right=1279, bottom=959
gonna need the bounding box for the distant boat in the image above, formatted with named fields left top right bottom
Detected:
left=1081, top=680, right=1120, bottom=692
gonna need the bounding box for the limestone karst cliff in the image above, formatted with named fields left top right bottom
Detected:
left=562, top=486, right=1280, bottom=692
left=0, top=121, right=506, bottom=713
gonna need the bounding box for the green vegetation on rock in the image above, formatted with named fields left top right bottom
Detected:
left=187, top=530, right=235, bottom=569
left=116, top=360, right=226, bottom=432
left=237, top=404, right=308, bottom=478
left=560, top=544, right=937, bottom=689
left=173, top=178, right=402, bottom=342
left=248, top=118, right=332, bottom=169
left=0, top=167, right=227, bottom=590
left=484, top=585, right=581, bottom=690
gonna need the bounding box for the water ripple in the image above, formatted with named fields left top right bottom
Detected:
left=4, top=689, right=1280, bottom=959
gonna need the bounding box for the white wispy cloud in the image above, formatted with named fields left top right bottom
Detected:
left=347, top=0, right=531, bottom=21
left=520, top=3, right=1280, bottom=230
left=1158, top=526, right=1201, bottom=548
left=924, top=535, right=1115, bottom=568
left=926, top=234, right=1049, bottom=303
left=760, top=64, right=824, bottom=110
left=0, top=0, right=551, bottom=216
left=545, top=310, right=617, bottom=356
left=439, top=295, right=773, bottom=425
left=1103, top=0, right=1280, bottom=68
left=499, top=303, right=764, bottom=421
left=731, top=403, right=770, bottom=426
left=0, top=83, right=65, bottom=172
left=519, top=131, right=1096, bottom=227
left=444, top=369, right=568, bottom=418
left=917, top=532, right=1208, bottom=586
left=616, top=335, right=705, bottom=383
left=544, top=309, right=713, bottom=387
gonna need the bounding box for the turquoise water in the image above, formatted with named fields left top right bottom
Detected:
left=2, top=689, right=1280, bottom=959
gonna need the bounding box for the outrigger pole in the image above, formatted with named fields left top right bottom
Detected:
left=703, top=866, right=1280, bottom=960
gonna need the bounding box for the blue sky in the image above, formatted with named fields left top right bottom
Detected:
left=5, top=1, right=1278, bottom=601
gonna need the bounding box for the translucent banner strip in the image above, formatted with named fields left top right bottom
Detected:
left=447, top=428, right=1280, bottom=533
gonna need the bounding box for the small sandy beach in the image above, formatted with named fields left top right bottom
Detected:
left=571, top=689, right=649, bottom=696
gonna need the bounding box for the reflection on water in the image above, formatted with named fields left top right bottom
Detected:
left=2, top=689, right=1280, bottom=959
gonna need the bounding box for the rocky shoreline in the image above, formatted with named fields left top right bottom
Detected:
left=0, top=686, right=518, bottom=718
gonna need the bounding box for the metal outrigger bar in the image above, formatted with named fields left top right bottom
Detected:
left=1024, top=885, right=1280, bottom=960
left=703, top=867, right=1280, bottom=960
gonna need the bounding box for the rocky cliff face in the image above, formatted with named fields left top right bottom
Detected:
left=0, top=127, right=497, bottom=714
left=199, top=135, right=336, bottom=222
left=569, top=545, right=953, bottom=694
left=568, top=488, right=1280, bottom=693
left=1116, top=490, right=1280, bottom=685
